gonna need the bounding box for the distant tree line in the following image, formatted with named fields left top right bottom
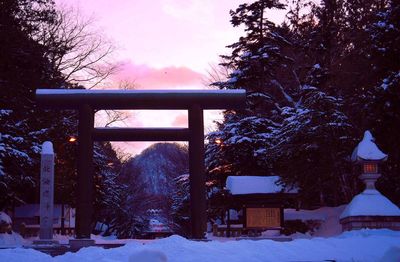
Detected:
left=206, top=0, right=400, bottom=212
left=0, top=0, right=124, bottom=234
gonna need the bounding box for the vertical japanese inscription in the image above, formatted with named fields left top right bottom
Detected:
left=40, top=142, right=55, bottom=240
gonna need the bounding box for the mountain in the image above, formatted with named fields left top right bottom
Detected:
left=122, top=143, right=189, bottom=196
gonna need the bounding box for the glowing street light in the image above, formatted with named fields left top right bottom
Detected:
left=68, top=136, right=77, bottom=143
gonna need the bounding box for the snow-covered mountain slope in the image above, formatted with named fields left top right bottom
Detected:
left=123, top=143, right=188, bottom=196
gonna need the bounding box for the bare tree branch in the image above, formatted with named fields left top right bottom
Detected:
left=204, top=60, right=231, bottom=87
left=117, top=79, right=137, bottom=90
left=36, top=5, right=118, bottom=88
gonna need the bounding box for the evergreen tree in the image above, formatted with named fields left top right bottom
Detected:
left=364, top=0, right=400, bottom=204
left=105, top=169, right=158, bottom=238
left=170, top=174, right=191, bottom=237
left=209, top=0, right=292, bottom=179
left=272, top=87, right=353, bottom=206
left=118, top=143, right=189, bottom=236
left=206, top=0, right=397, bottom=208
left=0, top=0, right=69, bottom=209
left=0, top=1, right=125, bottom=228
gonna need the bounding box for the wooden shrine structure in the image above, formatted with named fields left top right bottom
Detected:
left=213, top=176, right=297, bottom=237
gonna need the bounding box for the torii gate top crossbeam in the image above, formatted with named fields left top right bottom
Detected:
left=36, top=89, right=246, bottom=110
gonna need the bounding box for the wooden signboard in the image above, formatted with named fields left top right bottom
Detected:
left=246, top=208, right=281, bottom=228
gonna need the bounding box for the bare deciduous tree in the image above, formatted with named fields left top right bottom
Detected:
left=117, top=78, right=137, bottom=90
left=93, top=78, right=137, bottom=127
left=101, top=110, right=130, bottom=127
left=204, top=60, right=231, bottom=87
left=37, top=5, right=118, bottom=88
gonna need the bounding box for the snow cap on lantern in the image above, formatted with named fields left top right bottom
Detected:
left=351, top=130, right=387, bottom=162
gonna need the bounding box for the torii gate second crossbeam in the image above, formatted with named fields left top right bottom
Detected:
left=36, top=89, right=246, bottom=239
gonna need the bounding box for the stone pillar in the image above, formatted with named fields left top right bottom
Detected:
left=35, top=141, right=58, bottom=244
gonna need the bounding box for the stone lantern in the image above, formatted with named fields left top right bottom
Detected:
left=340, top=131, right=400, bottom=231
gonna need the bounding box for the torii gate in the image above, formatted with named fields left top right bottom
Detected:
left=36, top=89, right=246, bottom=239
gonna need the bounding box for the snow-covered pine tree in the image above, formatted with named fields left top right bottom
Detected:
left=90, top=141, right=151, bottom=238
left=208, top=0, right=294, bottom=176
left=272, top=84, right=353, bottom=206
left=207, top=0, right=360, bottom=208
left=92, top=141, right=123, bottom=222
left=268, top=0, right=356, bottom=206
left=105, top=169, right=160, bottom=238
left=170, top=174, right=191, bottom=236
left=363, top=0, right=400, bottom=205
left=206, top=0, right=308, bottom=217
left=0, top=0, right=124, bottom=222
left=0, top=0, right=71, bottom=209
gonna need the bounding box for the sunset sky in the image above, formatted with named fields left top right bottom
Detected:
left=57, top=0, right=285, bottom=156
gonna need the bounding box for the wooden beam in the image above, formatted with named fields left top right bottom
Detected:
left=92, top=128, right=190, bottom=141
left=36, top=89, right=246, bottom=110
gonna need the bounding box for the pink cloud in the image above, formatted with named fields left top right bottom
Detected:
left=113, top=61, right=205, bottom=89
left=172, top=113, right=188, bottom=127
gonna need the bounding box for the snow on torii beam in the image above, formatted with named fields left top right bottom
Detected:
left=36, top=89, right=246, bottom=240
left=36, top=89, right=245, bottom=110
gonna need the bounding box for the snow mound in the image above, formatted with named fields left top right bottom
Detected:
left=0, top=230, right=400, bottom=261
left=285, top=206, right=346, bottom=237
left=340, top=189, right=400, bottom=219
left=0, top=232, right=26, bottom=247
left=379, top=246, right=400, bottom=262
left=351, top=130, right=387, bottom=161
left=129, top=249, right=167, bottom=262
left=226, top=176, right=297, bottom=195
left=285, top=207, right=331, bottom=221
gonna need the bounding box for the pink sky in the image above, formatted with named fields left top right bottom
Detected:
left=58, top=0, right=247, bottom=71
left=57, top=0, right=285, bottom=156
left=113, top=62, right=205, bottom=89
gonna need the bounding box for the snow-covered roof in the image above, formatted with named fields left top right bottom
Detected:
left=226, top=176, right=297, bottom=195
left=41, top=141, right=54, bottom=155
left=351, top=131, right=387, bottom=162
left=340, top=189, right=400, bottom=219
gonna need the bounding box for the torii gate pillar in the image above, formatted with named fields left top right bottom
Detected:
left=76, top=104, right=94, bottom=238
left=188, top=105, right=206, bottom=237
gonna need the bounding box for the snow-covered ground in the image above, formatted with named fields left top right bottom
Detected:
left=0, top=232, right=26, bottom=247
left=285, top=205, right=346, bottom=237
left=1, top=206, right=399, bottom=261
left=0, top=229, right=399, bottom=262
